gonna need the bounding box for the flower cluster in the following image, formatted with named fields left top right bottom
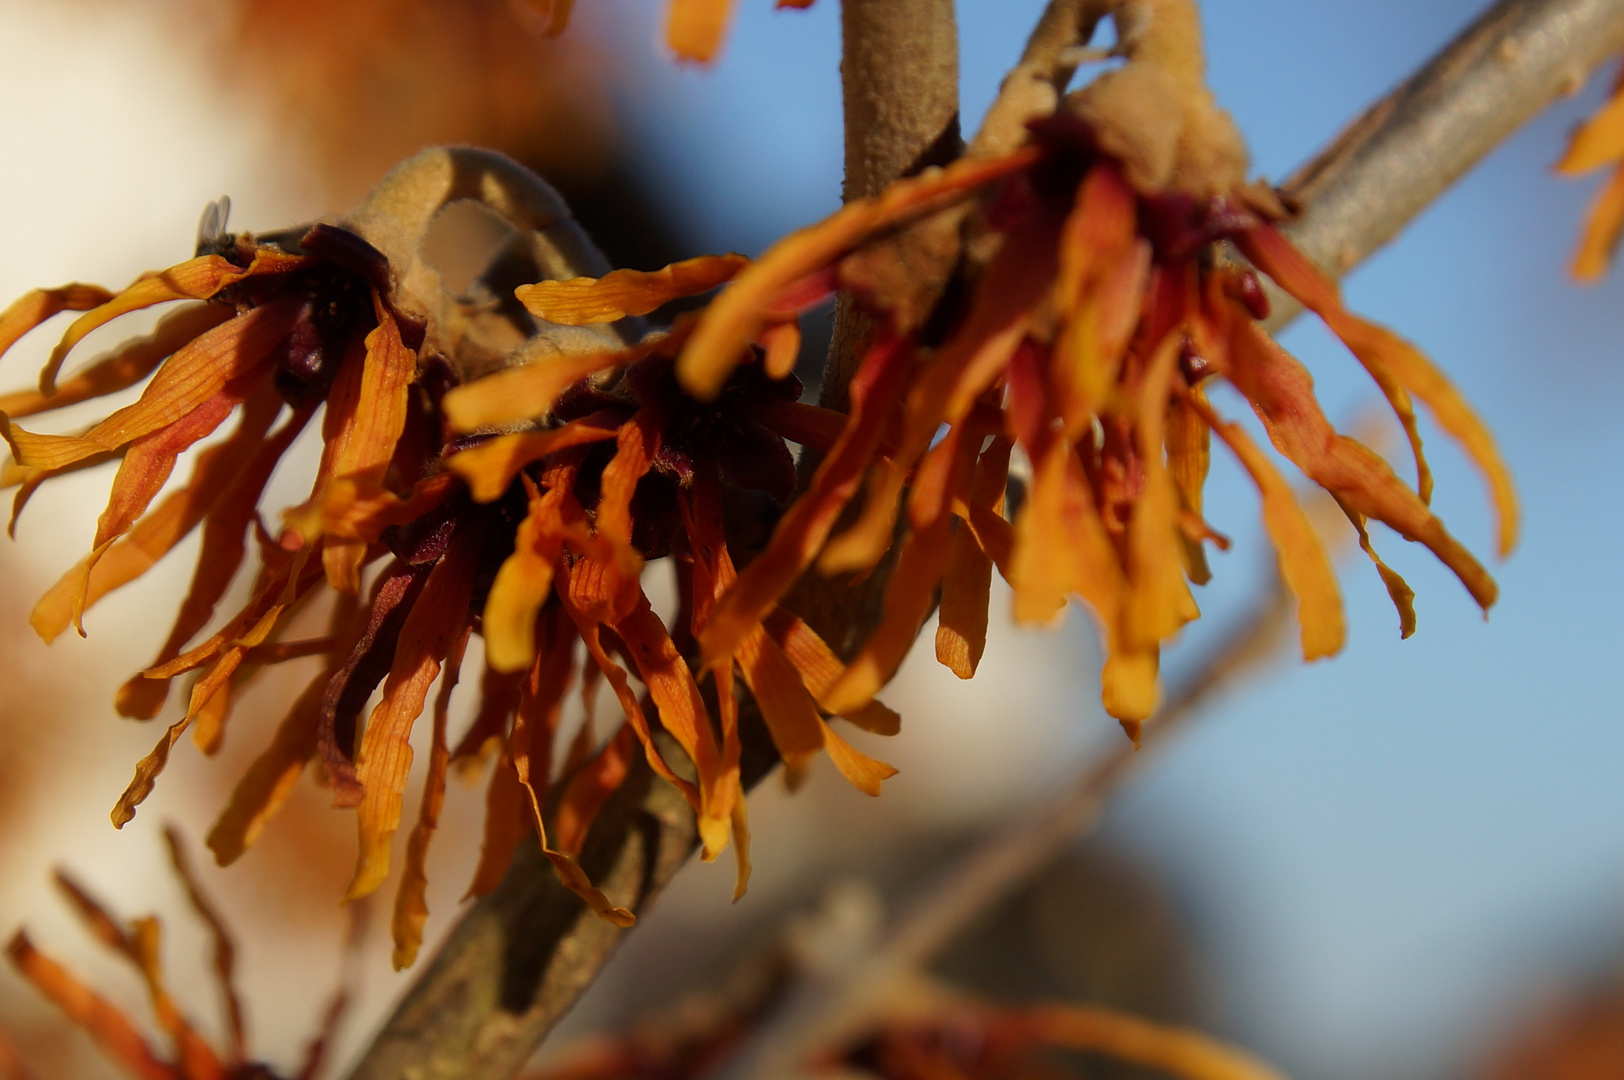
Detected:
left=0, top=149, right=903, bottom=962
left=528, top=0, right=1515, bottom=740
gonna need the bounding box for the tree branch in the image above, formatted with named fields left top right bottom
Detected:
left=340, top=2, right=1624, bottom=1077
left=1265, top=0, right=1624, bottom=328
left=820, top=0, right=961, bottom=413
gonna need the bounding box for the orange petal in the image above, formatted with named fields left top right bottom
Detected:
left=482, top=483, right=565, bottom=674
left=1238, top=226, right=1517, bottom=557
left=763, top=610, right=903, bottom=735
left=737, top=626, right=827, bottom=771
left=5, top=297, right=302, bottom=471
left=442, top=335, right=665, bottom=432
left=1557, top=74, right=1624, bottom=174
left=616, top=599, right=731, bottom=858
left=936, top=435, right=1011, bottom=679
left=699, top=332, right=911, bottom=670
left=677, top=146, right=1044, bottom=399
left=114, top=403, right=312, bottom=717
left=464, top=754, right=532, bottom=900
left=822, top=507, right=960, bottom=716
left=1122, top=335, right=1199, bottom=650
left=554, top=724, right=637, bottom=856
left=1010, top=438, right=1124, bottom=629
left=1225, top=317, right=1496, bottom=612
left=345, top=532, right=478, bottom=901
left=517, top=253, right=749, bottom=324
left=1571, top=162, right=1624, bottom=281
left=818, top=721, right=896, bottom=796
left=562, top=568, right=701, bottom=812
left=391, top=626, right=468, bottom=969
left=758, top=317, right=802, bottom=380
left=820, top=211, right=1061, bottom=575
left=447, top=415, right=620, bottom=502
left=5, top=932, right=177, bottom=1080
left=39, top=248, right=305, bottom=394
left=0, top=302, right=229, bottom=420
left=668, top=0, right=735, bottom=62
left=0, top=282, right=113, bottom=363
left=1191, top=395, right=1346, bottom=661
left=1339, top=499, right=1418, bottom=639
left=206, top=673, right=327, bottom=866
left=1166, top=388, right=1213, bottom=585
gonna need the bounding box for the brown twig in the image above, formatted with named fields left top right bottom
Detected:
left=340, top=2, right=1623, bottom=1077
left=1264, top=0, right=1624, bottom=329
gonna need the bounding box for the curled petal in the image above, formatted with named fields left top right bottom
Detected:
left=1192, top=396, right=1346, bottom=662
left=517, top=254, right=749, bottom=324
left=1238, top=226, right=1517, bottom=557
left=447, top=414, right=619, bottom=502
left=678, top=147, right=1044, bottom=399
left=4, top=298, right=302, bottom=472
left=1571, top=163, right=1624, bottom=281
left=1225, top=317, right=1496, bottom=612
left=38, top=249, right=305, bottom=394
left=1557, top=72, right=1624, bottom=174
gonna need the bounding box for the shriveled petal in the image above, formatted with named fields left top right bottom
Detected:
left=6, top=932, right=177, bottom=1080
left=391, top=627, right=468, bottom=969
left=0, top=301, right=230, bottom=420
left=1225, top=317, right=1496, bottom=612
left=345, top=532, right=478, bottom=901
left=763, top=610, right=902, bottom=735
left=443, top=341, right=653, bottom=431
left=1193, top=396, right=1346, bottom=661
left=936, top=436, right=1011, bottom=679
left=39, top=249, right=305, bottom=394
left=4, top=297, right=302, bottom=471
left=677, top=147, right=1044, bottom=399
left=517, top=254, right=749, bottom=324
left=447, top=414, right=619, bottom=502
left=1238, top=226, right=1517, bottom=557
left=699, top=333, right=911, bottom=670
left=1339, top=499, right=1418, bottom=640
left=1016, top=1002, right=1291, bottom=1080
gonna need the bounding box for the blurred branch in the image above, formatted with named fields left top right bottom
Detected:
left=342, top=1, right=1624, bottom=1077
left=717, top=573, right=1294, bottom=1080
left=1264, top=0, right=1624, bottom=330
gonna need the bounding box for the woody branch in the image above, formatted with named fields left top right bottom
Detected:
left=340, top=1, right=1624, bottom=1078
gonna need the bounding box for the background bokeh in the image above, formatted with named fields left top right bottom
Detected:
left=0, top=1, right=1621, bottom=1078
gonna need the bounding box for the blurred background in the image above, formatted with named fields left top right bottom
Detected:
left=0, top=1, right=1622, bottom=1078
